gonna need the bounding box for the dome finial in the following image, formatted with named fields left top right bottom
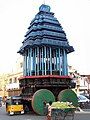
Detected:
left=39, top=4, right=51, bottom=12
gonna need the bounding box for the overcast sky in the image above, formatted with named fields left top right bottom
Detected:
left=0, top=0, right=90, bottom=74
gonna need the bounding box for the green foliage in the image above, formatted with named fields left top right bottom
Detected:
left=51, top=101, right=75, bottom=109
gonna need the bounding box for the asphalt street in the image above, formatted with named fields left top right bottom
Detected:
left=0, top=105, right=90, bottom=120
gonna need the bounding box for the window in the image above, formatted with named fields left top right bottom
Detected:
left=13, top=77, right=17, bottom=83
left=9, top=78, right=12, bottom=84
left=20, top=62, right=23, bottom=68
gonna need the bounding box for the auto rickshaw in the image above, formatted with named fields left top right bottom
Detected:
left=6, top=96, right=24, bottom=115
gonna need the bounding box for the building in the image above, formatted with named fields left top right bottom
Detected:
left=6, top=56, right=23, bottom=96
left=68, top=66, right=90, bottom=95
left=0, top=74, right=8, bottom=98
left=81, top=75, right=90, bottom=95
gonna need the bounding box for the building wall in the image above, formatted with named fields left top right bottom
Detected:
left=6, top=72, right=23, bottom=96
left=6, top=56, right=23, bottom=96
left=68, top=66, right=90, bottom=94
left=0, top=74, right=8, bottom=97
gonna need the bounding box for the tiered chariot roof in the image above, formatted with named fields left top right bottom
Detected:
left=18, top=4, right=74, bottom=54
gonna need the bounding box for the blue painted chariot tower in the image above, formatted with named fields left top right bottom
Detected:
left=18, top=4, right=75, bottom=115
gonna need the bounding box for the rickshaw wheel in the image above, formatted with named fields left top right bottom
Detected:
left=8, top=111, right=14, bottom=116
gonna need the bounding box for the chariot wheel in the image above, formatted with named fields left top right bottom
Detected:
left=31, top=89, right=55, bottom=115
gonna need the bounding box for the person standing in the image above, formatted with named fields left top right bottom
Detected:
left=47, top=101, right=52, bottom=120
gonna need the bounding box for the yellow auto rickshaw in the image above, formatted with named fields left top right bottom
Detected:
left=6, top=96, right=24, bottom=115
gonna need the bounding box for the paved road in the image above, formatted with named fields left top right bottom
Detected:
left=0, top=106, right=90, bottom=120
left=75, top=111, right=90, bottom=120
left=0, top=106, right=45, bottom=120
